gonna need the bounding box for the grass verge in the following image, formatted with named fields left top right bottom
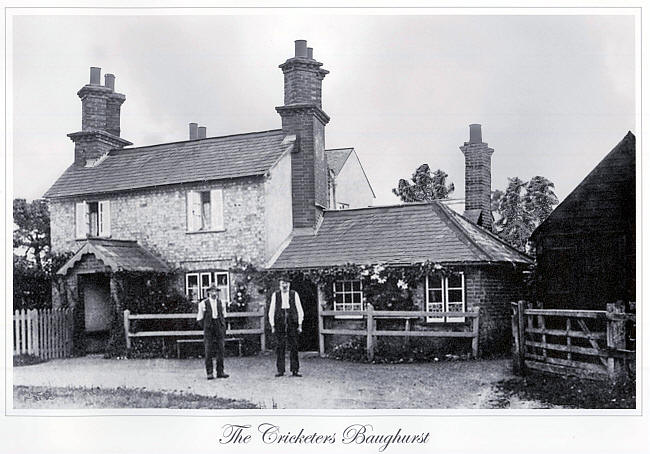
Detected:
left=14, top=385, right=260, bottom=409
left=494, top=373, right=635, bottom=409
left=13, top=355, right=48, bottom=367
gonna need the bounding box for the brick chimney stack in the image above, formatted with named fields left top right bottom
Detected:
left=276, top=40, right=330, bottom=233
left=68, top=67, right=131, bottom=166
left=459, top=124, right=494, bottom=231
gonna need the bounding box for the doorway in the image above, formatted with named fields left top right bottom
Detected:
left=78, top=273, right=112, bottom=353
left=290, top=277, right=319, bottom=351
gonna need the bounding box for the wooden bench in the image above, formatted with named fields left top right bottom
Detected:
left=176, top=337, right=243, bottom=359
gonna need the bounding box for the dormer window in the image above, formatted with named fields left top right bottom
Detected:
left=75, top=200, right=110, bottom=239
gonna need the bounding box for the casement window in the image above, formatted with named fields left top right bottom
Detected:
left=425, top=272, right=465, bottom=323
left=185, top=271, right=230, bottom=303
left=187, top=189, right=224, bottom=232
left=75, top=200, right=111, bottom=239
left=333, top=280, right=364, bottom=312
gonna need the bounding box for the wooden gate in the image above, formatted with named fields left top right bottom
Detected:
left=512, top=301, right=635, bottom=383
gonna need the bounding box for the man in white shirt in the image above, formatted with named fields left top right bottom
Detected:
left=196, top=284, right=229, bottom=379
left=268, top=278, right=304, bottom=377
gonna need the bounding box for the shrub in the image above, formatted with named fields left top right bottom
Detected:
left=328, top=337, right=472, bottom=363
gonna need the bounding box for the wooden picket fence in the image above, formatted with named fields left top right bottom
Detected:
left=512, top=301, right=635, bottom=383
left=13, top=308, right=74, bottom=359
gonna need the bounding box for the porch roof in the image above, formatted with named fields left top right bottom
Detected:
left=56, top=238, right=170, bottom=275
left=270, top=202, right=532, bottom=269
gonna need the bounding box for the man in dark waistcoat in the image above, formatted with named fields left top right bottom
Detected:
left=268, top=278, right=304, bottom=377
left=196, top=284, right=229, bottom=380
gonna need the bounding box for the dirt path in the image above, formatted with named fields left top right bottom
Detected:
left=13, top=354, right=535, bottom=409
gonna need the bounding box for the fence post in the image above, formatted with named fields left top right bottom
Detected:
left=513, top=301, right=527, bottom=375
left=471, top=307, right=480, bottom=359
left=260, top=308, right=266, bottom=353
left=607, top=301, right=626, bottom=384
left=366, top=303, right=375, bottom=362
left=123, top=310, right=131, bottom=350
left=317, top=287, right=325, bottom=357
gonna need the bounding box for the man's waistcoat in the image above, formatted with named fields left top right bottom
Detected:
left=203, top=298, right=226, bottom=337
left=273, top=290, right=298, bottom=332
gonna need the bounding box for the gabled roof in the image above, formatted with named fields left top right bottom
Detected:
left=531, top=131, right=635, bottom=240
left=44, top=129, right=293, bottom=198
left=325, top=148, right=353, bottom=176
left=325, top=147, right=376, bottom=198
left=57, top=239, right=170, bottom=275
left=270, top=202, right=532, bottom=269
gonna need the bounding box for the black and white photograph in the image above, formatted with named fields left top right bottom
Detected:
left=3, top=5, right=647, bottom=454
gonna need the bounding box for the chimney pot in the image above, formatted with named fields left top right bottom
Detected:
left=295, top=40, right=308, bottom=57
left=307, top=47, right=313, bottom=59
left=90, top=67, right=101, bottom=85
left=469, top=124, right=482, bottom=143
left=189, top=122, right=198, bottom=140
left=198, top=126, right=207, bottom=139
left=104, top=73, right=115, bottom=91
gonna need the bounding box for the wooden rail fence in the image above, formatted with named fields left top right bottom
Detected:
left=13, top=308, right=74, bottom=359
left=318, top=303, right=480, bottom=360
left=123, top=310, right=266, bottom=354
left=512, top=301, right=635, bottom=383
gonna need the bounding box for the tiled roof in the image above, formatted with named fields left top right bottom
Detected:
left=57, top=239, right=170, bottom=275
left=44, top=129, right=292, bottom=198
left=325, top=148, right=353, bottom=176
left=270, top=202, right=532, bottom=269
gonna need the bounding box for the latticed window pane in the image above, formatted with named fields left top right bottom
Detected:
left=333, top=280, right=364, bottom=312
left=448, top=289, right=463, bottom=303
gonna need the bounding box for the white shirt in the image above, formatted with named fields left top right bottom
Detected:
left=268, top=290, right=304, bottom=327
left=196, top=297, right=227, bottom=321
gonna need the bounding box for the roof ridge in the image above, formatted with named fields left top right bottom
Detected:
left=117, top=128, right=284, bottom=154
left=324, top=201, right=431, bottom=215
left=445, top=206, right=533, bottom=261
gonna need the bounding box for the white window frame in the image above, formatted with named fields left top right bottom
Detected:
left=75, top=200, right=111, bottom=239
left=186, top=189, right=224, bottom=232
left=185, top=271, right=230, bottom=303
left=337, top=202, right=350, bottom=210
left=333, top=279, right=364, bottom=318
left=425, top=272, right=465, bottom=323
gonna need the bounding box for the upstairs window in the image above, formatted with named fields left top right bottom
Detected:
left=185, top=271, right=230, bottom=303
left=425, top=272, right=465, bottom=323
left=187, top=189, right=224, bottom=232
left=75, top=200, right=110, bottom=239
left=337, top=202, right=350, bottom=210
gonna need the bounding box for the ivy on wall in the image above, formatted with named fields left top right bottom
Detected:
left=232, top=258, right=456, bottom=311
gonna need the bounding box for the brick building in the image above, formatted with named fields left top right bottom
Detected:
left=46, top=39, right=530, bottom=355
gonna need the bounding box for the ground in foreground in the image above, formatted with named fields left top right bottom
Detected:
left=14, top=385, right=259, bottom=409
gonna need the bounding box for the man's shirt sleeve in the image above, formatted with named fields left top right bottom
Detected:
left=295, top=292, right=305, bottom=325
left=268, top=293, right=276, bottom=328
left=196, top=300, right=205, bottom=321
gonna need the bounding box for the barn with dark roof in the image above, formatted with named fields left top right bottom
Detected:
left=530, top=132, right=635, bottom=310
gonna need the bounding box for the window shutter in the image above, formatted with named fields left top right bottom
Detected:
left=98, top=200, right=111, bottom=237
left=187, top=191, right=201, bottom=232
left=75, top=202, right=88, bottom=239
left=210, top=189, right=224, bottom=231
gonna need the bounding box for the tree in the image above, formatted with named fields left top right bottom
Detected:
left=13, top=198, right=50, bottom=268
left=524, top=176, right=559, bottom=225
left=13, top=198, right=72, bottom=310
left=392, top=164, right=455, bottom=202
left=493, top=176, right=559, bottom=251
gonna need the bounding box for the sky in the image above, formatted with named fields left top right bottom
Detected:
left=11, top=13, right=635, bottom=206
